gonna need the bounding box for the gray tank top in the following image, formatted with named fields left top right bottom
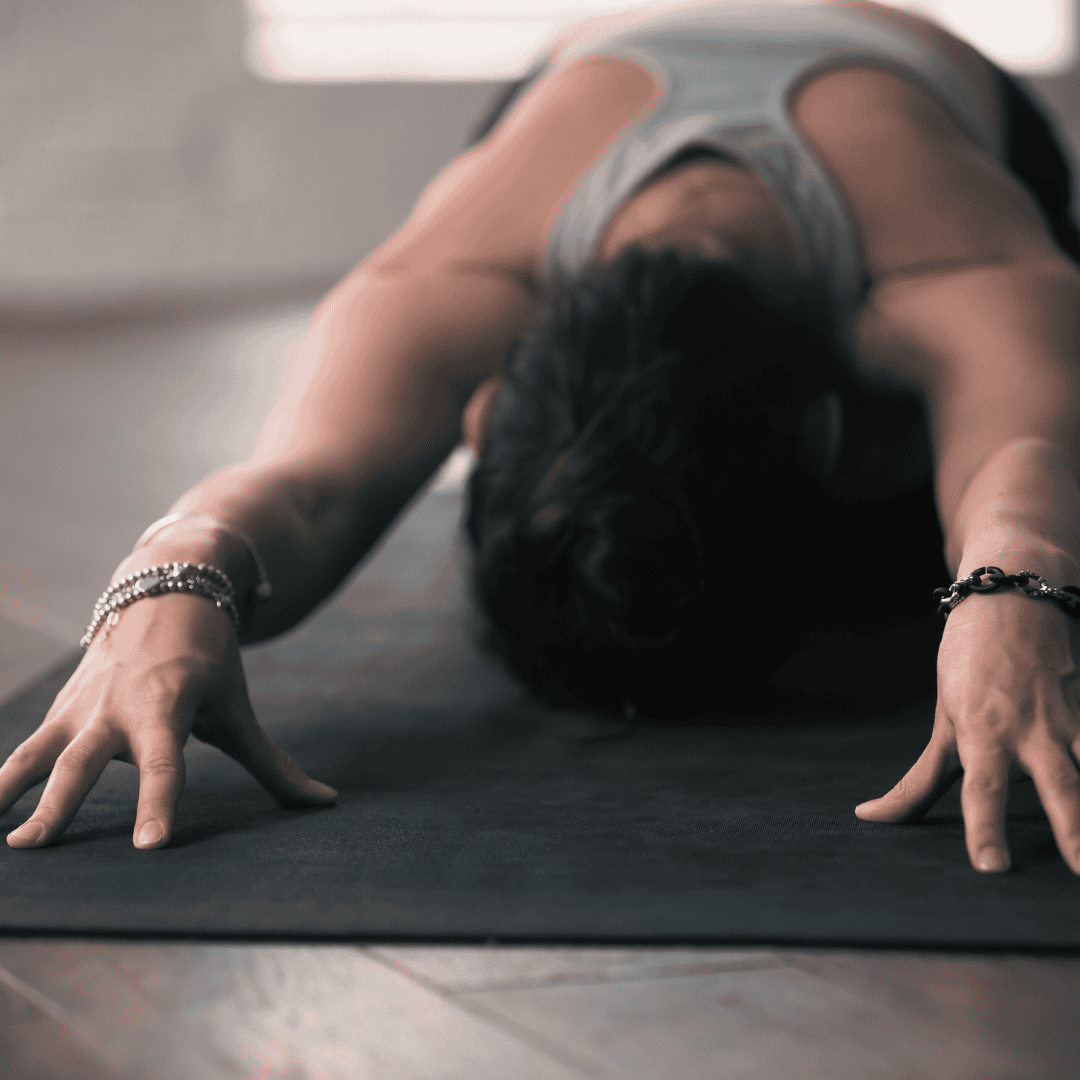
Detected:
left=542, top=1, right=1003, bottom=377
left=539, top=2, right=1004, bottom=500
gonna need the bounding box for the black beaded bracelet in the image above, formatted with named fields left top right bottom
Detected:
left=933, top=566, right=1080, bottom=620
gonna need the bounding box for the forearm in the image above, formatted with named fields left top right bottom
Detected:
left=101, top=261, right=524, bottom=645
left=110, top=459, right=418, bottom=646
left=104, top=272, right=494, bottom=644
left=946, top=436, right=1080, bottom=582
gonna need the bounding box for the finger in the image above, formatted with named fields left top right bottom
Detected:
left=1020, top=740, right=1080, bottom=875
left=228, top=728, right=338, bottom=809
left=7, top=725, right=123, bottom=848
left=0, top=727, right=71, bottom=817
left=251, top=737, right=337, bottom=809
left=855, top=721, right=962, bottom=824
left=130, top=732, right=186, bottom=850
left=959, top=746, right=1013, bottom=873
left=197, top=696, right=336, bottom=809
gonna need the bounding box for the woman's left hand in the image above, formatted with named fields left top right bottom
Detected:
left=853, top=587, right=1080, bottom=874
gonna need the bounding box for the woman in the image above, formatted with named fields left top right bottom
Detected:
left=2, top=0, right=1080, bottom=877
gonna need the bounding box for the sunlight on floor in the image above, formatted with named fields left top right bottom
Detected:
left=244, top=0, right=1077, bottom=82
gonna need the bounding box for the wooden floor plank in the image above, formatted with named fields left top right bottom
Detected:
left=781, top=949, right=1080, bottom=1079
left=434, top=947, right=1080, bottom=1080
left=0, top=939, right=591, bottom=1080
left=369, top=945, right=788, bottom=994
left=3, top=939, right=1080, bottom=1080
left=0, top=969, right=116, bottom=1080
left=455, top=963, right=938, bottom=1080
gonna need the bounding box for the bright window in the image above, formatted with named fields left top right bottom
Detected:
left=243, top=0, right=1077, bottom=82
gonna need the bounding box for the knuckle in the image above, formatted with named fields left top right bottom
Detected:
left=4, top=740, right=39, bottom=769
left=891, top=771, right=921, bottom=800
left=28, top=801, right=63, bottom=823
left=84, top=716, right=121, bottom=741
left=54, top=740, right=101, bottom=775
left=134, top=686, right=182, bottom=716
left=961, top=768, right=1008, bottom=798
left=140, top=755, right=183, bottom=779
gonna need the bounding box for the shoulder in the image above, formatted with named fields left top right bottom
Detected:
left=791, top=63, right=1077, bottom=390
left=792, top=65, right=1063, bottom=286
left=366, top=57, right=660, bottom=282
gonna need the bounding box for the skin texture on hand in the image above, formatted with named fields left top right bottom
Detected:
left=0, top=592, right=336, bottom=851
left=855, top=588, right=1080, bottom=875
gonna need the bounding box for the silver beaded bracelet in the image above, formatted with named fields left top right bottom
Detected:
left=133, top=512, right=273, bottom=599
left=80, top=562, right=240, bottom=649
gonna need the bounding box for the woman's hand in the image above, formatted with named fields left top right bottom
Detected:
left=0, top=592, right=336, bottom=850
left=854, top=587, right=1080, bottom=874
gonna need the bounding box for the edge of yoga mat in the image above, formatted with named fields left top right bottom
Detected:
left=1, top=649, right=1078, bottom=952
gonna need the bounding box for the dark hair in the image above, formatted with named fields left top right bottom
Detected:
left=465, top=244, right=846, bottom=719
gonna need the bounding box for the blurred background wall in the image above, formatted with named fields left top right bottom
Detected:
left=0, top=0, right=498, bottom=321
left=1, top=0, right=1077, bottom=322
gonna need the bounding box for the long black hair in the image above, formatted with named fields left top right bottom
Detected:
left=465, top=243, right=848, bottom=719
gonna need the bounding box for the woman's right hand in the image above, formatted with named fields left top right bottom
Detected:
left=0, top=588, right=336, bottom=850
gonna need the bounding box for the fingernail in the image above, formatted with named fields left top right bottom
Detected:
left=136, top=822, right=163, bottom=848
left=976, top=848, right=1010, bottom=873
left=313, top=782, right=337, bottom=800
left=8, top=822, right=44, bottom=845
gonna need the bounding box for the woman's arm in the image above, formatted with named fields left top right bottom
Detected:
left=0, top=263, right=537, bottom=850
left=119, top=264, right=539, bottom=645
left=869, top=259, right=1080, bottom=570
left=854, top=258, right=1080, bottom=875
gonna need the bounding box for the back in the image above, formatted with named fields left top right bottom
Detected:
left=539, top=1, right=1004, bottom=371
left=363, top=1, right=1072, bottom=506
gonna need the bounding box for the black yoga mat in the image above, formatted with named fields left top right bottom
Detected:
left=1, top=483, right=1078, bottom=949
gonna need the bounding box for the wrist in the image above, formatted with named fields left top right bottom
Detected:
left=114, top=520, right=259, bottom=623
left=956, top=536, right=1080, bottom=587
left=947, top=438, right=1080, bottom=578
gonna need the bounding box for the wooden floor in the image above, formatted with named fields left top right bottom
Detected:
left=2, top=940, right=1079, bottom=1079
left=1, top=249, right=1080, bottom=1079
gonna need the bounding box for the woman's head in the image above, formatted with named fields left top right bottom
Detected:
left=465, top=244, right=847, bottom=719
